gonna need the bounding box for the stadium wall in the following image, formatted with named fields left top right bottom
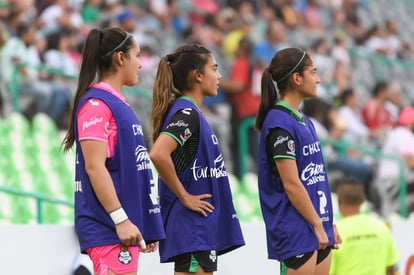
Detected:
left=0, top=222, right=413, bottom=275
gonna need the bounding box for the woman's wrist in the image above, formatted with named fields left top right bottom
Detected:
left=109, top=207, right=129, bottom=225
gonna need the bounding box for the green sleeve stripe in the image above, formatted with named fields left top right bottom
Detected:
left=273, top=155, right=296, bottom=160
left=160, top=132, right=183, bottom=147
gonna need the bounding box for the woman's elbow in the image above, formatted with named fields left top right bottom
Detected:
left=149, top=150, right=163, bottom=167
left=84, top=161, right=104, bottom=177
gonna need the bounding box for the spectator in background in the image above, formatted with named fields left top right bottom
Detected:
left=363, top=24, right=389, bottom=56
left=116, top=7, right=160, bottom=56
left=336, top=88, right=371, bottom=145
left=0, top=22, right=70, bottom=123
left=116, top=8, right=137, bottom=35
left=43, top=28, right=79, bottom=127
left=385, top=82, right=404, bottom=123
left=222, top=10, right=254, bottom=59
left=329, top=177, right=399, bottom=275
left=331, top=31, right=351, bottom=69
left=270, top=0, right=302, bottom=30
left=100, top=0, right=125, bottom=25
left=361, top=81, right=394, bottom=147
left=342, top=0, right=367, bottom=44
left=3, top=10, right=26, bottom=37
left=43, top=29, right=79, bottom=80
left=384, top=18, right=402, bottom=59
left=220, top=37, right=260, bottom=179
left=81, top=0, right=104, bottom=27
left=311, top=38, right=335, bottom=98
left=301, top=0, right=327, bottom=38
left=253, top=19, right=288, bottom=67
left=330, top=61, right=352, bottom=99
left=376, top=107, right=414, bottom=218
left=167, top=0, right=189, bottom=34
left=137, top=44, right=160, bottom=90
left=38, top=0, right=84, bottom=35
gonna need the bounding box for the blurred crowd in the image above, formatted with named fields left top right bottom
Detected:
left=1, top=0, right=414, bottom=217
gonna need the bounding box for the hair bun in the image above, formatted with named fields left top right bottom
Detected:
left=166, top=54, right=175, bottom=63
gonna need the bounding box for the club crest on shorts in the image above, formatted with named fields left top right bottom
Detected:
left=209, top=250, right=217, bottom=263
left=118, top=246, right=132, bottom=264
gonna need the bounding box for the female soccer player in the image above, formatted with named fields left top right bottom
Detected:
left=62, top=27, right=165, bottom=275
left=255, top=48, right=341, bottom=275
left=150, top=44, right=245, bottom=274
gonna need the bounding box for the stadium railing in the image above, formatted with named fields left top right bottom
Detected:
left=320, top=138, right=408, bottom=218
left=238, top=116, right=256, bottom=178
left=0, top=185, right=73, bottom=224
left=348, top=46, right=414, bottom=103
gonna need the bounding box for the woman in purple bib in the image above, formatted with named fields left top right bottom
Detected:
left=255, top=48, right=342, bottom=275
left=150, top=44, right=245, bottom=274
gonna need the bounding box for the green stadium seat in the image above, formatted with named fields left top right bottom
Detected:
left=241, top=172, right=259, bottom=197
left=31, top=113, right=57, bottom=137
left=234, top=193, right=256, bottom=223
left=227, top=172, right=242, bottom=195
left=0, top=111, right=75, bottom=224
left=6, top=112, right=30, bottom=135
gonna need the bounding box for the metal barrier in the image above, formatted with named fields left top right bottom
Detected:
left=238, top=117, right=256, bottom=178
left=0, top=185, right=73, bottom=224
left=320, top=138, right=408, bottom=218
left=348, top=47, right=414, bottom=80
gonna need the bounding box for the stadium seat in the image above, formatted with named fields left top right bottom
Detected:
left=227, top=172, right=241, bottom=195
left=0, top=111, right=76, bottom=224
left=241, top=172, right=259, bottom=197
left=234, top=192, right=256, bottom=223
left=31, top=113, right=57, bottom=136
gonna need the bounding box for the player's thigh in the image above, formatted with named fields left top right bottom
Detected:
left=315, top=249, right=332, bottom=275
left=286, top=251, right=317, bottom=275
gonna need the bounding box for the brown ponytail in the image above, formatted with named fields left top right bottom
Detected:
left=151, top=44, right=211, bottom=142
left=151, top=56, right=181, bottom=142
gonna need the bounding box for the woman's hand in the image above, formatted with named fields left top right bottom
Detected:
left=313, top=223, right=329, bottom=250
left=333, top=224, right=342, bottom=249
left=181, top=193, right=214, bottom=217
left=115, top=220, right=143, bottom=247
left=141, top=242, right=159, bottom=253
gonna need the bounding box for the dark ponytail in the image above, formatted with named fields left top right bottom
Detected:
left=62, top=27, right=133, bottom=152
left=255, top=48, right=312, bottom=132
left=255, top=68, right=278, bottom=131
